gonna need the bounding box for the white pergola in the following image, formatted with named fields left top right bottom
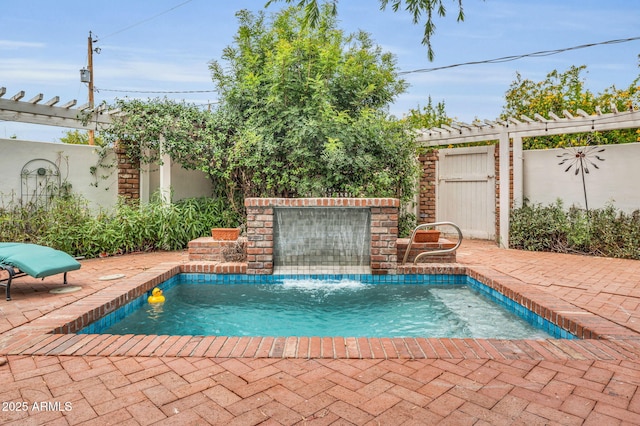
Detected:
left=416, top=107, right=640, bottom=247
left=0, top=87, right=113, bottom=130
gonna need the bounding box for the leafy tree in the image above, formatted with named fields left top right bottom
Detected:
left=59, top=129, right=105, bottom=146
left=402, top=96, right=450, bottom=129
left=209, top=5, right=417, bottom=201
left=502, top=65, right=640, bottom=149
left=265, top=0, right=467, bottom=60
left=104, top=5, right=419, bottom=211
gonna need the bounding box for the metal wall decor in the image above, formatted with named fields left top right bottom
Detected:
left=557, top=141, right=605, bottom=212
left=20, top=159, right=61, bottom=208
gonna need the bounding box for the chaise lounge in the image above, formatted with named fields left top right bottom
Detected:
left=0, top=243, right=81, bottom=301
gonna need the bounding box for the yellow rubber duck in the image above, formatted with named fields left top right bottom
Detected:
left=148, top=287, right=165, bottom=304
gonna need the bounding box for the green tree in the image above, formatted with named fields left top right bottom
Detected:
left=502, top=65, right=640, bottom=149
left=265, top=0, right=467, bottom=60
left=402, top=96, right=451, bottom=129
left=104, top=5, right=419, bottom=210
left=59, top=129, right=105, bottom=146
left=209, top=5, right=418, bottom=201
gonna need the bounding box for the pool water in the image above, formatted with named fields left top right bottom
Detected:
left=100, top=277, right=552, bottom=339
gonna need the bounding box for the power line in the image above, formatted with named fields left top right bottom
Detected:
left=99, top=0, right=194, bottom=40
left=94, top=35, right=640, bottom=95
left=96, top=87, right=217, bottom=94
left=398, top=36, right=640, bottom=75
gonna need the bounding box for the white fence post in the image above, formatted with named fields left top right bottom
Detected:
left=158, top=135, right=172, bottom=204
left=499, top=130, right=510, bottom=248
left=512, top=135, right=523, bottom=209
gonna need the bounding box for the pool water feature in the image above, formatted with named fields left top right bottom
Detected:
left=273, top=207, right=371, bottom=274
left=244, top=198, right=399, bottom=275
left=82, top=274, right=572, bottom=339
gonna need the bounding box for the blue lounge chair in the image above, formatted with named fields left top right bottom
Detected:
left=0, top=243, right=81, bottom=301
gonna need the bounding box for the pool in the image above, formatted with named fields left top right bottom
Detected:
left=80, top=274, right=574, bottom=339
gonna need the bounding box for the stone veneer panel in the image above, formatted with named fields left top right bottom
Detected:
left=244, top=198, right=399, bottom=275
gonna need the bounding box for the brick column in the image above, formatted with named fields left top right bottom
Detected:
left=115, top=145, right=140, bottom=201
left=369, top=203, right=398, bottom=274
left=418, top=150, right=438, bottom=224
left=245, top=201, right=274, bottom=275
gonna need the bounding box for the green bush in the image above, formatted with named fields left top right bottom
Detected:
left=0, top=193, right=241, bottom=258
left=509, top=200, right=568, bottom=251
left=510, top=201, right=640, bottom=259
left=588, top=207, right=640, bottom=259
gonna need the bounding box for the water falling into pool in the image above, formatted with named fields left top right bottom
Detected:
left=273, top=207, right=371, bottom=274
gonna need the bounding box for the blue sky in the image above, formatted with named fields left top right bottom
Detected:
left=1, top=0, right=639, bottom=141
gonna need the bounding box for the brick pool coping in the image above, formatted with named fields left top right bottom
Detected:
left=1, top=261, right=639, bottom=361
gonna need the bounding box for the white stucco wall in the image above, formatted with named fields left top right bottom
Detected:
left=0, top=138, right=117, bottom=210
left=523, top=142, right=640, bottom=213
left=170, top=161, right=214, bottom=201
left=1, top=139, right=213, bottom=210
left=145, top=160, right=213, bottom=202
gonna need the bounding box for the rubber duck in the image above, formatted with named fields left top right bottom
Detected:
left=148, top=287, right=165, bottom=304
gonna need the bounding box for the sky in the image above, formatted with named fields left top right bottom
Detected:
left=1, top=0, right=639, bottom=142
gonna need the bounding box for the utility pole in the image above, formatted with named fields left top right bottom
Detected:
left=87, top=31, right=95, bottom=145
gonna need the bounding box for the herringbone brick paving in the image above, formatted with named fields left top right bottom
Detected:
left=0, top=240, right=639, bottom=425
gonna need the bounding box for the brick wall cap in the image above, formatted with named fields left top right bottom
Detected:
left=244, top=197, right=400, bottom=207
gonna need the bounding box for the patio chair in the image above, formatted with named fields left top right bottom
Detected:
left=0, top=243, right=81, bottom=301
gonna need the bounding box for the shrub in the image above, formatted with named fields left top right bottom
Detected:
left=0, top=193, right=241, bottom=258
left=509, top=200, right=568, bottom=252
left=588, top=207, right=640, bottom=259
left=510, top=201, right=640, bottom=259
left=106, top=6, right=419, bottom=207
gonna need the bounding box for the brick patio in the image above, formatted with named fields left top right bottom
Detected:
left=1, top=240, right=640, bottom=425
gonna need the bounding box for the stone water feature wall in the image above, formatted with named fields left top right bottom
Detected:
left=245, top=198, right=400, bottom=275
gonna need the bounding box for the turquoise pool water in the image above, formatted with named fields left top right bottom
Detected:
left=82, top=274, right=573, bottom=339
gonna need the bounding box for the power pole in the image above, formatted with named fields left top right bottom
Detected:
left=87, top=31, right=95, bottom=145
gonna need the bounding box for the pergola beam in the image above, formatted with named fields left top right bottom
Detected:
left=61, top=99, right=77, bottom=109
left=548, top=111, right=562, bottom=121
left=44, top=96, right=60, bottom=107
left=534, top=113, right=548, bottom=122
left=10, top=91, right=25, bottom=101
left=0, top=87, right=111, bottom=130
left=417, top=109, right=640, bottom=146
left=27, top=93, right=43, bottom=104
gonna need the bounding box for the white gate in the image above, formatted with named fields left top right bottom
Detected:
left=436, top=146, right=495, bottom=239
